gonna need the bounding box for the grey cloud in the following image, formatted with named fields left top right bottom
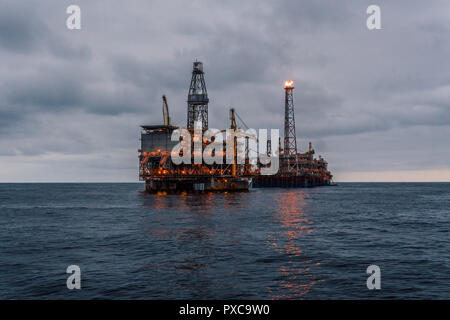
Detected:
left=0, top=2, right=91, bottom=60
left=0, top=3, right=44, bottom=52
left=112, top=55, right=190, bottom=92
left=0, top=0, right=449, bottom=181
left=0, top=109, right=21, bottom=134
left=271, top=0, right=355, bottom=32
left=1, top=62, right=153, bottom=131
left=6, top=74, right=83, bottom=109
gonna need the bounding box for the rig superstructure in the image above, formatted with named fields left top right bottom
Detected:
left=138, top=62, right=333, bottom=193
left=138, top=62, right=252, bottom=193
left=252, top=80, right=333, bottom=187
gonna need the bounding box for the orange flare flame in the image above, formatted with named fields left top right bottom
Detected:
left=284, top=80, right=294, bottom=88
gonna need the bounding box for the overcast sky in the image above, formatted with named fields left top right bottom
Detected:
left=0, top=0, right=449, bottom=182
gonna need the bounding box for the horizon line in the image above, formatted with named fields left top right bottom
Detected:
left=0, top=181, right=449, bottom=184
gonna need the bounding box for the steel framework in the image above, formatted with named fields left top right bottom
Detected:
left=283, top=81, right=298, bottom=172
left=187, top=61, right=209, bottom=129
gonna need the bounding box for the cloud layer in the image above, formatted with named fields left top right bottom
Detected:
left=0, top=0, right=449, bottom=181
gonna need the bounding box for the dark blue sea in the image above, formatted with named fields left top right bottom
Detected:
left=0, top=183, right=448, bottom=299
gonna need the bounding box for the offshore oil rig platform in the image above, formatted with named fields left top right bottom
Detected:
left=138, top=62, right=332, bottom=193
left=252, top=80, right=333, bottom=188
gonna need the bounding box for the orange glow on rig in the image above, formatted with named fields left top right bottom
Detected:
left=284, top=80, right=294, bottom=89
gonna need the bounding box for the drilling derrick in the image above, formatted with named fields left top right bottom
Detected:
left=283, top=80, right=298, bottom=172
left=187, top=61, right=209, bottom=129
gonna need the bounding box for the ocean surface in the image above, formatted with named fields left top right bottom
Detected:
left=0, top=183, right=448, bottom=299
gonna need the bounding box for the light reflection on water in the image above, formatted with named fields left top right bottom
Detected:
left=142, top=190, right=323, bottom=299
left=270, top=190, right=323, bottom=299
left=139, top=190, right=326, bottom=299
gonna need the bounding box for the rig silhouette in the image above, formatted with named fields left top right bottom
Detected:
left=138, top=62, right=333, bottom=193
